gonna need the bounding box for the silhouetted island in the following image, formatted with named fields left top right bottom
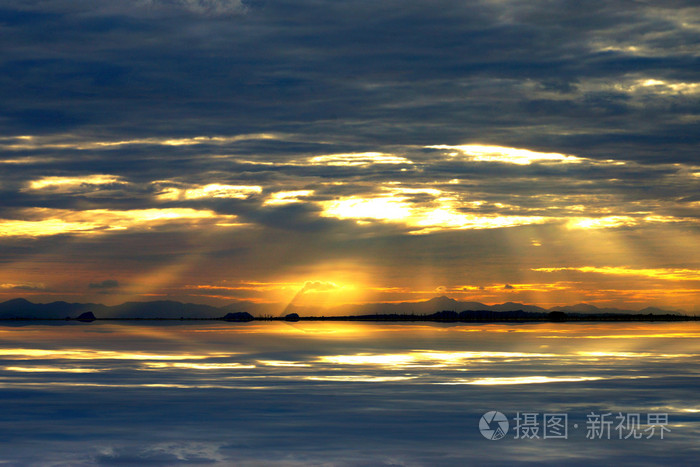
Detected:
left=267, top=310, right=695, bottom=322
left=74, top=311, right=96, bottom=322
left=0, top=297, right=695, bottom=322
left=222, top=312, right=254, bottom=322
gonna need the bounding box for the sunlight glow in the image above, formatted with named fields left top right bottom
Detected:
left=631, top=78, right=700, bottom=94
left=263, top=190, right=314, bottom=205
left=319, top=189, right=547, bottom=233
left=320, top=196, right=412, bottom=221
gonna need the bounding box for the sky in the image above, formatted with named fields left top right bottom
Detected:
left=0, top=0, right=699, bottom=311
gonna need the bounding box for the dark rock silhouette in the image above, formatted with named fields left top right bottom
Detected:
left=222, top=312, right=254, bottom=322
left=284, top=313, right=300, bottom=322
left=76, top=311, right=96, bottom=322
left=430, top=310, right=459, bottom=321
left=548, top=311, right=567, bottom=322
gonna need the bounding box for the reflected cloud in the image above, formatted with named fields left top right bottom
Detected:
left=258, top=360, right=311, bottom=367
left=317, top=350, right=556, bottom=368
left=0, top=348, right=235, bottom=360
left=440, top=376, right=604, bottom=385
left=142, top=362, right=256, bottom=370
left=304, top=375, right=416, bottom=382
left=4, top=366, right=103, bottom=373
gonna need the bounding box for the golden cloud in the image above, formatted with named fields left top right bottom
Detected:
left=0, top=208, right=241, bottom=237
left=533, top=266, right=700, bottom=281
left=428, top=144, right=585, bottom=165
left=25, top=174, right=127, bottom=193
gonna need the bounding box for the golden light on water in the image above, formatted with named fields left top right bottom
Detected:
left=0, top=323, right=698, bottom=396
left=316, top=350, right=558, bottom=368
left=143, top=362, right=256, bottom=370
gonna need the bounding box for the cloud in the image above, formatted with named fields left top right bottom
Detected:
left=136, top=0, right=248, bottom=16
left=95, top=442, right=221, bottom=465
left=155, top=183, right=262, bottom=201
left=504, top=284, right=515, bottom=290
left=24, top=175, right=128, bottom=194
left=0, top=283, right=46, bottom=291
left=428, top=145, right=585, bottom=165
left=0, top=208, right=242, bottom=237
left=533, top=266, right=700, bottom=281
left=89, top=280, right=120, bottom=289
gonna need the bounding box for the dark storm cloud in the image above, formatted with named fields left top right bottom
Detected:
left=1, top=0, right=698, bottom=161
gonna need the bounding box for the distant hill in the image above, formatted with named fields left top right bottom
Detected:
left=0, top=298, right=110, bottom=320
left=0, top=299, right=220, bottom=320
left=328, top=297, right=678, bottom=316
left=550, top=303, right=682, bottom=316
left=108, top=301, right=220, bottom=319
left=0, top=296, right=684, bottom=320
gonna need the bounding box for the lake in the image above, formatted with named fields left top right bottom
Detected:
left=0, top=321, right=698, bottom=465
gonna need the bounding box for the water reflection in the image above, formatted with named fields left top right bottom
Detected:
left=0, top=321, right=698, bottom=465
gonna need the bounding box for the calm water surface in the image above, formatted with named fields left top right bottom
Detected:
left=0, top=321, right=698, bottom=465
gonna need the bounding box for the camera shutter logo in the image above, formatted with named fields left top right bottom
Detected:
left=480, top=411, right=509, bottom=440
